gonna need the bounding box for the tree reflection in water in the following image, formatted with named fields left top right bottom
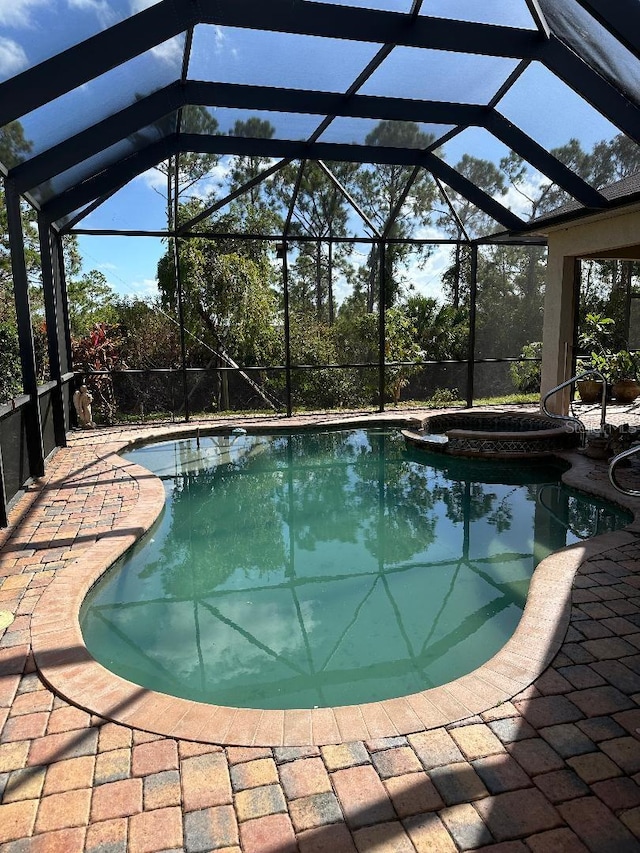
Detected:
left=81, top=429, right=630, bottom=709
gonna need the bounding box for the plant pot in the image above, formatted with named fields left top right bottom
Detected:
left=612, top=379, right=640, bottom=404
left=576, top=378, right=604, bottom=403
left=584, top=436, right=610, bottom=459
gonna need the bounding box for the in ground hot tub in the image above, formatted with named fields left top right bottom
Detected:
left=402, top=411, right=580, bottom=458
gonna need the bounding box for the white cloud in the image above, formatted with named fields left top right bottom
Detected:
left=67, top=0, right=118, bottom=28
left=0, top=0, right=47, bottom=28
left=136, top=166, right=168, bottom=193
left=142, top=597, right=317, bottom=683
left=126, top=277, right=159, bottom=299
left=188, top=161, right=231, bottom=202
left=0, top=0, right=119, bottom=29
left=501, top=172, right=545, bottom=221
left=101, top=269, right=160, bottom=300
left=212, top=24, right=226, bottom=53
left=409, top=246, right=452, bottom=300
left=129, top=0, right=161, bottom=12
left=0, top=37, right=28, bottom=78
left=415, top=222, right=452, bottom=241
left=136, top=159, right=231, bottom=204
left=151, top=35, right=183, bottom=68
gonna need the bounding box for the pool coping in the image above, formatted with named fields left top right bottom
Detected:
left=30, top=415, right=640, bottom=747
left=405, top=411, right=580, bottom=458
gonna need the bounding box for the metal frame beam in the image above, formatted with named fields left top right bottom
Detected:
left=59, top=186, right=125, bottom=235
left=55, top=237, right=74, bottom=392
left=9, top=82, right=486, bottom=195
left=43, top=134, right=528, bottom=230
left=195, top=0, right=541, bottom=58
left=378, top=240, right=386, bottom=413
left=308, top=44, right=395, bottom=145
left=3, top=0, right=637, bottom=239
left=9, top=83, right=185, bottom=194
left=38, top=217, right=68, bottom=447
left=41, top=139, right=176, bottom=224
left=0, top=0, right=543, bottom=128
left=435, top=177, right=471, bottom=242
left=562, top=0, right=640, bottom=59
left=540, top=37, right=640, bottom=141
left=0, top=1, right=188, bottom=128
left=315, top=160, right=380, bottom=238
left=284, top=160, right=307, bottom=236
left=523, top=0, right=551, bottom=38
left=382, top=166, right=422, bottom=240
left=0, top=446, right=7, bottom=528
left=486, top=112, right=608, bottom=208
left=12, top=81, right=614, bottom=221
left=178, top=158, right=292, bottom=234
left=466, top=245, right=478, bottom=407
left=4, top=181, right=46, bottom=478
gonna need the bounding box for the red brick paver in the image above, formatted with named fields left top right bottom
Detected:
left=1, top=414, right=640, bottom=852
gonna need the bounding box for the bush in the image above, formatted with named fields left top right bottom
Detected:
left=0, top=321, right=22, bottom=404
left=426, top=387, right=461, bottom=408
left=510, top=342, right=542, bottom=393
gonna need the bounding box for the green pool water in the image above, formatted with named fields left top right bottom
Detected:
left=80, top=428, right=630, bottom=710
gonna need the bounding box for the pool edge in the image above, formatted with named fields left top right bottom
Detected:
left=30, top=418, right=640, bottom=747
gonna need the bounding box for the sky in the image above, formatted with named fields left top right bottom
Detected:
left=0, top=0, right=628, bottom=305
left=75, top=70, right=621, bottom=308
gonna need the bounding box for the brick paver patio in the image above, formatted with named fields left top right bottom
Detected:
left=2, top=409, right=640, bottom=851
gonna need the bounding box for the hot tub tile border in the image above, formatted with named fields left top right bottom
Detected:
left=28, top=417, right=640, bottom=747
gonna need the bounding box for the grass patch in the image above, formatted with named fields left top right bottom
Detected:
left=473, top=393, right=539, bottom=406
left=104, top=394, right=540, bottom=425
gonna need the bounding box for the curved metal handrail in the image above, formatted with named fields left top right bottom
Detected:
left=535, top=482, right=618, bottom=541
left=536, top=484, right=590, bottom=540
left=542, top=370, right=607, bottom=442
left=609, top=444, right=640, bottom=497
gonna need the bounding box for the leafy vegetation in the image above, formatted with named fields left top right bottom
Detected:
left=510, top=342, right=543, bottom=394
left=2, top=118, right=640, bottom=419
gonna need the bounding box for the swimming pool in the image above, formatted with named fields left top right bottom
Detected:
left=80, top=428, right=629, bottom=710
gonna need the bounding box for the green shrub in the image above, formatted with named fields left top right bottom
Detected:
left=426, top=387, right=460, bottom=408
left=0, top=322, right=22, bottom=404
left=510, top=342, right=542, bottom=393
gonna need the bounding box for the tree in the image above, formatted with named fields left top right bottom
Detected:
left=509, top=341, right=543, bottom=393
left=592, top=134, right=640, bottom=188
left=154, top=106, right=221, bottom=231
left=114, top=297, right=182, bottom=369
left=404, top=295, right=468, bottom=361
left=157, top=204, right=280, bottom=368
left=0, top=321, right=22, bottom=403
left=332, top=303, right=423, bottom=405
left=0, top=122, right=38, bottom=296
left=353, top=431, right=438, bottom=564
left=436, top=154, right=507, bottom=308
left=500, top=137, right=604, bottom=222
left=586, top=135, right=640, bottom=342
left=72, top=323, right=126, bottom=423
left=353, top=121, right=437, bottom=310
left=66, top=270, right=119, bottom=338
left=384, top=307, right=424, bottom=405
left=285, top=311, right=369, bottom=409
left=270, top=160, right=357, bottom=323
left=180, top=246, right=279, bottom=365
left=0, top=121, right=41, bottom=399
left=228, top=118, right=278, bottom=207
left=474, top=245, right=546, bottom=361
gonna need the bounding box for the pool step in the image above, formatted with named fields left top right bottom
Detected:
left=401, top=429, right=449, bottom=453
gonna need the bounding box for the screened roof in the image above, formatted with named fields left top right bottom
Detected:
left=1, top=0, right=639, bottom=236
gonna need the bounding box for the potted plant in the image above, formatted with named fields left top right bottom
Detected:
left=608, top=350, right=640, bottom=403
left=576, top=313, right=614, bottom=403
left=578, top=351, right=608, bottom=403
